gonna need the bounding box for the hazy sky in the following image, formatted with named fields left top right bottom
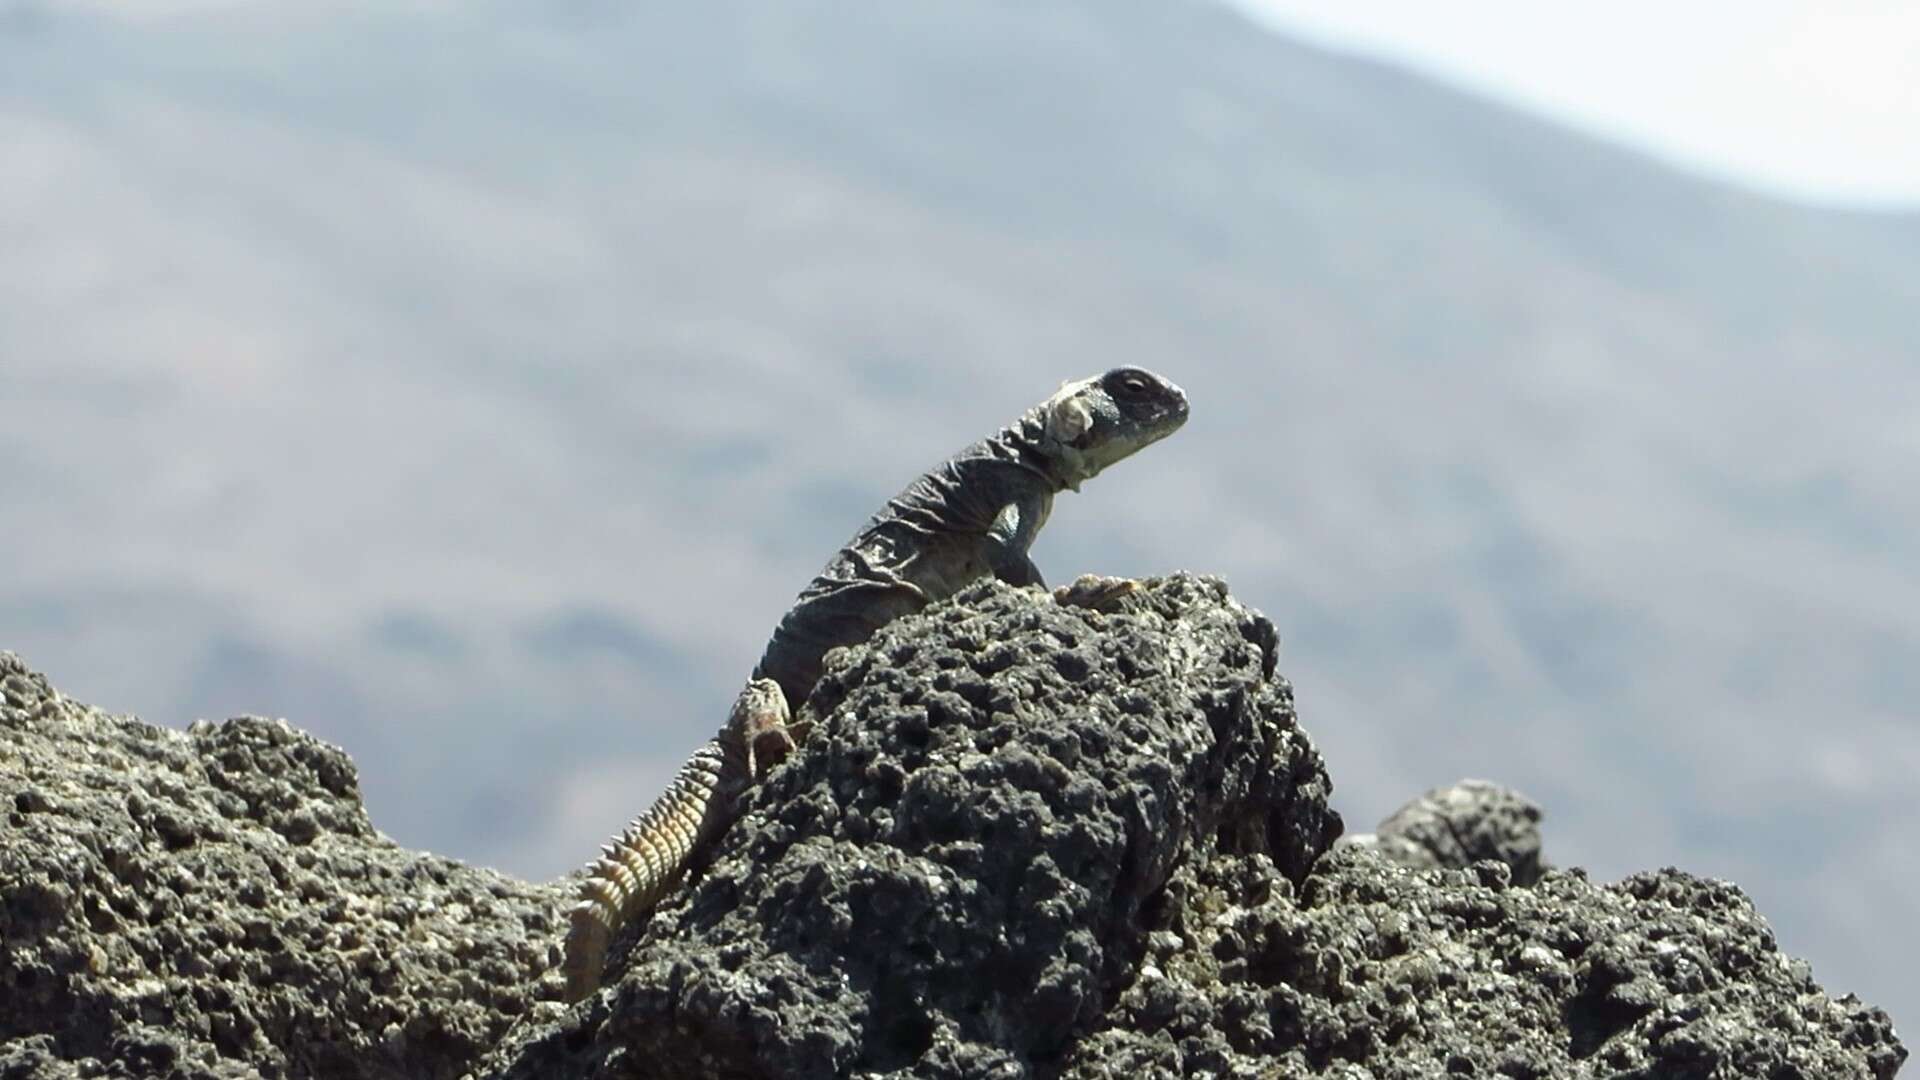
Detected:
left=42, top=0, right=1920, bottom=205
left=1230, top=0, right=1920, bottom=207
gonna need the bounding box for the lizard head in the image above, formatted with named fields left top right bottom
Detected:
left=1041, top=367, right=1189, bottom=490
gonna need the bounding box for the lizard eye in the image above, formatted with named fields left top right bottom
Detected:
left=1109, top=369, right=1155, bottom=400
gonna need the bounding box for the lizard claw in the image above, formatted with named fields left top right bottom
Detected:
left=1052, top=573, right=1139, bottom=612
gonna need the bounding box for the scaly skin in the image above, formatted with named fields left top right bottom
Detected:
left=559, top=678, right=791, bottom=1001
left=560, top=368, right=1188, bottom=1001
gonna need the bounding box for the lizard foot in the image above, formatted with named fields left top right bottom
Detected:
left=730, top=677, right=803, bottom=780
left=1052, top=573, right=1139, bottom=612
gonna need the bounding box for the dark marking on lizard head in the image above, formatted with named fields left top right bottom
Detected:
left=1041, top=366, right=1189, bottom=490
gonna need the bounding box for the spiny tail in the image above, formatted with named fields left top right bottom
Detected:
left=560, top=737, right=742, bottom=1001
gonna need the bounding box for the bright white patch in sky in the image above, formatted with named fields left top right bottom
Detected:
left=45, top=0, right=1920, bottom=207
left=1226, top=0, right=1920, bottom=208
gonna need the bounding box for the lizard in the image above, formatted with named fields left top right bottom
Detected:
left=559, top=366, right=1189, bottom=1001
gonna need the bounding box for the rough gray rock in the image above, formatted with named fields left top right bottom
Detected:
left=1075, top=847, right=1907, bottom=1079
left=2, top=576, right=1907, bottom=1079
left=477, top=576, right=1905, bottom=1079
left=0, top=652, right=563, bottom=1080
left=482, top=573, right=1336, bottom=1079
left=1341, top=777, right=1548, bottom=885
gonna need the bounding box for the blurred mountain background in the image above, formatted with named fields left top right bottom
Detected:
left=2, top=0, right=1914, bottom=1032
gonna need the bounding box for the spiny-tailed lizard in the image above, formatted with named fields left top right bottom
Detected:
left=560, top=367, right=1189, bottom=1000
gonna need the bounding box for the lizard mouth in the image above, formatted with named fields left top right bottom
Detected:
left=1130, top=380, right=1189, bottom=442
left=1160, top=383, right=1191, bottom=428
left=1110, top=369, right=1189, bottom=433
left=1068, top=376, right=1189, bottom=481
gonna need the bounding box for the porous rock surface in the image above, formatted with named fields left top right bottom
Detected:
left=2, top=576, right=1908, bottom=1079
left=484, top=574, right=1339, bottom=1078
left=480, top=576, right=1906, bottom=1079
left=0, top=652, right=564, bottom=1080
left=1340, top=777, right=1548, bottom=885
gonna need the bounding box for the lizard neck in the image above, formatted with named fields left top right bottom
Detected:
left=1001, top=407, right=1090, bottom=494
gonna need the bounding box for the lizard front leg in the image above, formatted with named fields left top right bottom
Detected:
left=1052, top=573, right=1139, bottom=611
left=986, top=492, right=1053, bottom=588
left=989, top=494, right=1137, bottom=610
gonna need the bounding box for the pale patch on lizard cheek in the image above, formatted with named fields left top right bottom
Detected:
left=1044, top=396, right=1095, bottom=446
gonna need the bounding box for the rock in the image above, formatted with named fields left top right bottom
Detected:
left=476, top=576, right=1906, bottom=1079
left=0, top=652, right=564, bottom=1080
left=1341, top=777, right=1547, bottom=884
left=1077, top=848, right=1906, bottom=1079
left=481, top=573, right=1338, bottom=1079
left=1, top=576, right=1906, bottom=1079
